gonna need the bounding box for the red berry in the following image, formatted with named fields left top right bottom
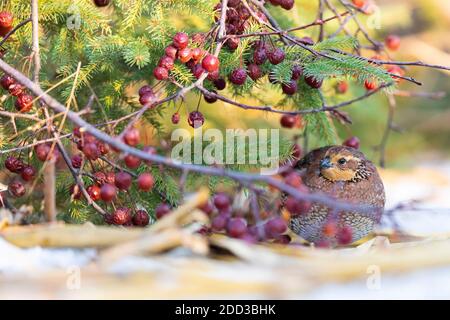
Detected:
left=124, top=154, right=141, bottom=169
left=247, top=63, right=262, bottom=81
left=133, top=210, right=150, bottom=226
left=253, top=47, right=267, bottom=65
left=155, top=203, right=171, bottom=219
left=97, top=141, right=110, bottom=155
left=211, top=214, right=228, bottom=231
left=94, top=0, right=110, bottom=7
left=0, top=74, right=15, bottom=89
left=228, top=0, right=241, bottom=7
left=202, top=54, right=220, bottom=73
left=4, top=156, right=24, bottom=173
left=171, top=112, right=180, bottom=124
left=264, top=217, right=287, bottom=238
left=305, top=75, right=323, bottom=88
left=137, top=172, right=154, bottom=191
left=153, top=67, right=169, bottom=80
left=274, top=234, right=291, bottom=244
left=229, top=68, right=247, bottom=85
left=364, top=80, right=377, bottom=91
left=87, top=185, right=101, bottom=201
left=94, top=172, right=107, bottom=185
left=173, top=32, right=189, bottom=50
left=192, top=47, right=204, bottom=62
left=336, top=81, right=348, bottom=94
left=268, top=0, right=282, bottom=6
left=9, top=181, right=25, bottom=198
left=192, top=64, right=205, bottom=79
left=385, top=35, right=400, bottom=51
left=15, top=94, right=33, bottom=113
left=207, top=70, right=220, bottom=81
left=280, top=0, right=295, bottom=10
left=268, top=48, right=285, bottom=65
left=70, top=184, right=82, bottom=200
left=123, top=127, right=140, bottom=146
left=226, top=218, right=247, bottom=238
left=281, top=81, right=298, bottom=95
left=292, top=143, right=302, bottom=160
left=203, top=90, right=218, bottom=104
left=100, top=183, right=117, bottom=202
left=0, top=12, right=13, bottom=36
left=113, top=207, right=132, bottom=225
left=285, top=195, right=311, bottom=216
left=343, top=136, right=360, bottom=149
left=138, top=85, right=153, bottom=97
left=188, top=111, right=205, bottom=128
left=115, top=172, right=132, bottom=190
left=165, top=45, right=178, bottom=59
left=291, top=65, right=303, bottom=80
left=177, top=47, right=193, bottom=63
left=322, top=222, right=338, bottom=237
left=198, top=201, right=214, bottom=216
left=387, top=65, right=405, bottom=82
left=83, top=142, right=100, bottom=160
left=159, top=55, right=174, bottom=70
left=213, top=78, right=226, bottom=91
left=139, top=92, right=157, bottom=107
left=8, top=83, right=23, bottom=96
left=213, top=193, right=230, bottom=210
left=21, top=166, right=36, bottom=181
left=226, top=38, right=239, bottom=51
left=35, top=144, right=53, bottom=162
left=280, top=114, right=297, bottom=128
left=337, top=226, right=353, bottom=245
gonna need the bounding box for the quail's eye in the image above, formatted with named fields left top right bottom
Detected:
left=338, top=158, right=346, bottom=165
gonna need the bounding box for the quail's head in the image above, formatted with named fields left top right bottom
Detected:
left=318, top=146, right=370, bottom=183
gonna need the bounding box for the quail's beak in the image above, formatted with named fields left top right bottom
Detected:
left=320, top=157, right=332, bottom=169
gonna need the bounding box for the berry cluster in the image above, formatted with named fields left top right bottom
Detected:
left=0, top=74, right=35, bottom=113
left=4, top=156, right=36, bottom=198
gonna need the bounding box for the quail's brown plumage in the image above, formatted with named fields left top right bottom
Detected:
left=289, top=146, right=385, bottom=246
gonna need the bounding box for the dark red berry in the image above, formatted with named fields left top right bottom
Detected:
left=159, top=55, right=174, bottom=70
left=35, top=144, right=51, bottom=162
left=300, top=36, right=315, bottom=46
left=198, top=201, right=214, bottom=216
left=207, top=70, right=220, bottom=81
left=100, top=183, right=117, bottom=202
left=280, top=0, right=295, bottom=10
left=264, top=217, right=287, bottom=238
left=211, top=214, right=228, bottom=231
left=165, top=45, right=178, bottom=59
left=8, top=83, right=23, bottom=96
left=15, top=94, right=33, bottom=113
left=226, top=218, right=247, bottom=238
left=155, top=203, right=171, bottom=219
left=204, top=90, right=218, bottom=103
left=0, top=12, right=13, bottom=36
left=5, top=156, right=24, bottom=173
left=305, top=75, right=323, bottom=89
left=229, top=68, right=247, bottom=85
left=94, top=172, right=107, bottom=185
left=21, top=166, right=36, bottom=182
left=291, top=65, right=303, bottom=80
left=153, top=67, right=169, bottom=80
left=188, top=111, right=205, bottom=128
left=343, top=136, right=360, bottom=149
left=337, top=226, right=353, bottom=245
left=115, top=172, right=132, bottom=190
left=87, top=185, right=101, bottom=201
left=123, top=127, right=140, bottom=146
left=70, top=184, right=82, bottom=200
left=213, top=193, right=230, bottom=210
left=113, top=207, right=132, bottom=225
left=280, top=114, right=297, bottom=128
left=171, top=112, right=180, bottom=124
left=177, top=47, right=193, bottom=63
left=213, top=78, right=226, bottom=91
left=137, top=172, right=154, bottom=191
left=226, top=38, right=239, bottom=51
left=9, top=181, right=25, bottom=197
left=274, top=234, right=291, bottom=244
left=247, top=63, right=262, bottom=81
left=94, top=0, right=110, bottom=7
left=281, top=81, right=298, bottom=95
left=268, top=0, right=282, bottom=5
left=253, top=47, right=267, bottom=65
left=192, top=64, right=205, bottom=79
left=285, top=194, right=311, bottom=216
left=83, top=142, right=100, bottom=160
left=0, top=74, right=15, bottom=89
left=202, top=54, right=220, bottom=73
left=97, top=141, right=110, bottom=155
left=138, top=85, right=153, bottom=97
left=268, top=48, right=285, bottom=65
left=124, top=154, right=141, bottom=169
left=292, top=143, right=302, bottom=160
left=133, top=210, right=150, bottom=226
left=228, top=0, right=241, bottom=7
left=173, top=32, right=189, bottom=50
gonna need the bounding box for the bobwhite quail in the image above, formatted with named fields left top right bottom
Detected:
left=289, top=146, right=385, bottom=246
